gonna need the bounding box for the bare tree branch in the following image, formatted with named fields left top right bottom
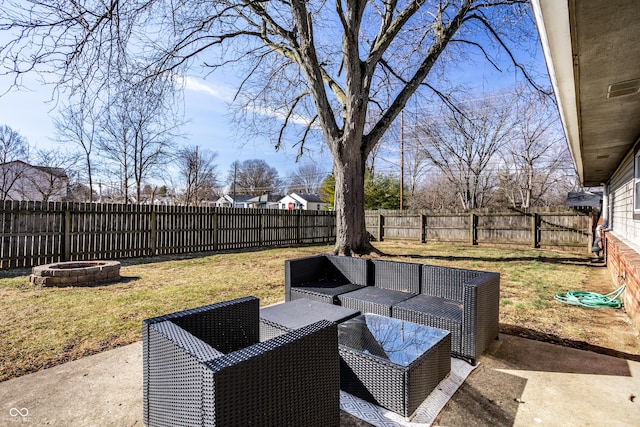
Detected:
left=463, top=13, right=552, bottom=96
left=0, top=0, right=547, bottom=254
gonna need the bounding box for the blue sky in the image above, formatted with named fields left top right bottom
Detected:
left=0, top=71, right=334, bottom=187
left=0, top=4, right=549, bottom=191
left=0, top=62, right=545, bottom=192
left=178, top=75, right=334, bottom=178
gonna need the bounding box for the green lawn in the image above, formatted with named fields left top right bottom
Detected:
left=0, top=242, right=599, bottom=381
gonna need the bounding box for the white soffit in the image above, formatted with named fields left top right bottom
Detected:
left=531, top=0, right=583, bottom=183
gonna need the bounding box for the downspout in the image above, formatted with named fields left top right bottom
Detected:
left=601, top=183, right=609, bottom=229
left=598, top=183, right=610, bottom=261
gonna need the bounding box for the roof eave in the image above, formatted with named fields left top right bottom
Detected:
left=531, top=0, right=585, bottom=184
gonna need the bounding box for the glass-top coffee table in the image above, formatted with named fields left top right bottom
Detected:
left=338, top=313, right=451, bottom=418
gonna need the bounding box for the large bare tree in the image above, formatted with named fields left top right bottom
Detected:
left=414, top=94, right=517, bottom=209
left=98, top=76, right=182, bottom=204
left=410, top=173, right=461, bottom=210
left=54, top=103, right=99, bottom=201
left=499, top=90, right=574, bottom=208
left=0, top=125, right=30, bottom=201
left=0, top=0, right=539, bottom=254
left=227, top=159, right=283, bottom=196
left=287, top=162, right=324, bottom=194
left=177, top=145, right=219, bottom=206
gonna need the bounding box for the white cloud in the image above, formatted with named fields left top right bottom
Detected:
left=178, top=75, right=318, bottom=129
left=248, top=105, right=315, bottom=127
left=178, top=75, right=234, bottom=102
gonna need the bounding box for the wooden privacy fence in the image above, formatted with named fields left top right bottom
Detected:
left=1, top=202, right=593, bottom=269
left=365, top=209, right=593, bottom=250
left=0, top=201, right=336, bottom=269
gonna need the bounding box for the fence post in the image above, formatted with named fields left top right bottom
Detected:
left=149, top=210, right=157, bottom=256
left=470, top=213, right=478, bottom=245
left=259, top=211, right=264, bottom=246
left=378, top=213, right=385, bottom=242
left=64, top=208, right=72, bottom=261
left=296, top=210, right=302, bottom=244
left=421, top=214, right=427, bottom=243
left=212, top=211, right=218, bottom=252
left=532, top=213, right=541, bottom=248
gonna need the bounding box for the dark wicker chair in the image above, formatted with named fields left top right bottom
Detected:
left=337, top=259, right=419, bottom=316
left=392, top=265, right=500, bottom=364
left=143, top=296, right=340, bottom=427
left=285, top=255, right=370, bottom=304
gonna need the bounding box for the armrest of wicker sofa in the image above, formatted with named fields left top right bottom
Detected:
left=285, top=255, right=370, bottom=302
left=144, top=320, right=225, bottom=426
left=420, top=265, right=500, bottom=362
left=462, top=271, right=500, bottom=361
left=143, top=296, right=259, bottom=426
left=143, top=296, right=340, bottom=427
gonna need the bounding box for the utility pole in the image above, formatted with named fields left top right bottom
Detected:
left=400, top=110, right=404, bottom=210
left=232, top=162, right=237, bottom=207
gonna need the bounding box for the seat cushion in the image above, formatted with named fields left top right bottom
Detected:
left=393, top=294, right=463, bottom=323
left=338, top=286, right=416, bottom=316
left=297, top=281, right=365, bottom=296
left=292, top=282, right=366, bottom=303
left=392, top=295, right=463, bottom=356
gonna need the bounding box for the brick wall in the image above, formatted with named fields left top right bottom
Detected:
left=604, top=233, right=640, bottom=334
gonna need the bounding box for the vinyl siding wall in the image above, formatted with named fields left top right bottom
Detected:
left=606, top=149, right=640, bottom=334
left=608, top=151, right=640, bottom=244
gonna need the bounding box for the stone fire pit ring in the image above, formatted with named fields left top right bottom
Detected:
left=30, top=260, right=121, bottom=287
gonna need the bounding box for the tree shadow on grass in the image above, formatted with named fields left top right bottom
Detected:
left=33, top=275, right=143, bottom=288
left=383, top=252, right=604, bottom=267
left=79, top=275, right=142, bottom=287
left=0, top=268, right=32, bottom=278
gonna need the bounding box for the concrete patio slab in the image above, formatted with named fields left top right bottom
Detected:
left=0, top=334, right=638, bottom=426
left=0, top=343, right=143, bottom=426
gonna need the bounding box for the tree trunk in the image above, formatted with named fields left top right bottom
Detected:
left=86, top=153, right=93, bottom=202
left=331, top=138, right=376, bottom=256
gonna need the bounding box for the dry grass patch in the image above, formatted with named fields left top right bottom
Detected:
left=1, top=241, right=637, bottom=382
left=0, top=245, right=331, bottom=382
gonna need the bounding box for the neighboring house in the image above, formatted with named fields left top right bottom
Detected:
left=246, top=194, right=284, bottom=209
left=0, top=160, right=69, bottom=202
left=533, top=0, right=640, bottom=333
left=215, top=194, right=253, bottom=208
left=150, top=195, right=176, bottom=206
left=278, top=193, right=328, bottom=211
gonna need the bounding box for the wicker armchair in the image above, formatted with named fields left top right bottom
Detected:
left=392, top=265, right=500, bottom=364
left=143, top=296, right=340, bottom=427
left=285, top=255, right=370, bottom=304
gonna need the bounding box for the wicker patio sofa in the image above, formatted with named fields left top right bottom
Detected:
left=285, top=254, right=370, bottom=304
left=392, top=265, right=500, bottom=364
left=143, top=296, right=340, bottom=427
left=285, top=256, right=500, bottom=364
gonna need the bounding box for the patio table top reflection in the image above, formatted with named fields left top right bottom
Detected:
left=338, top=313, right=449, bottom=367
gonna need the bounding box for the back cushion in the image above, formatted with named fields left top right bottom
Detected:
left=421, top=265, right=482, bottom=301
left=326, top=255, right=370, bottom=286
left=372, top=260, right=420, bottom=293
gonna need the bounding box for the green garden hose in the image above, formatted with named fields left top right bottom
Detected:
left=554, top=284, right=626, bottom=308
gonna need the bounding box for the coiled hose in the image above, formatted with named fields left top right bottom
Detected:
left=554, top=284, right=626, bottom=308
